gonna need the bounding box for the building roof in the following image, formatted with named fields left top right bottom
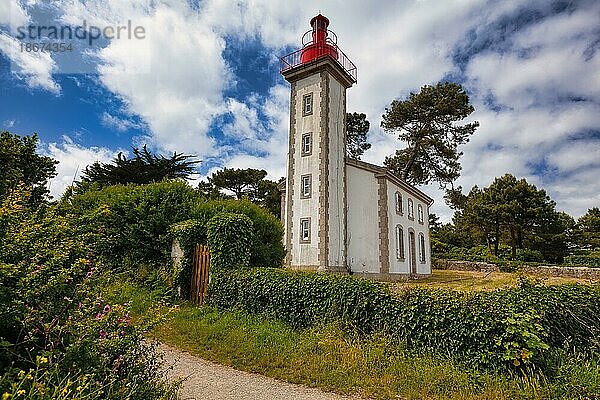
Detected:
left=345, top=157, right=434, bottom=205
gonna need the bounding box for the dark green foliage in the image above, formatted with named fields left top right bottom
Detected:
left=0, top=131, right=57, bottom=205
left=61, top=180, right=199, bottom=274
left=209, top=168, right=267, bottom=199
left=564, top=253, right=600, bottom=268
left=574, top=207, right=600, bottom=250
left=346, top=112, right=371, bottom=159
left=80, top=145, right=199, bottom=187
left=435, top=174, right=572, bottom=264
left=381, top=82, right=479, bottom=188
left=190, top=198, right=284, bottom=269
left=207, top=213, right=254, bottom=270
left=0, top=186, right=176, bottom=399
left=205, top=168, right=282, bottom=216
left=59, top=181, right=284, bottom=286
left=209, top=268, right=600, bottom=371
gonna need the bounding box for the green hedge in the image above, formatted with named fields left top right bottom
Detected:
left=564, top=254, right=600, bottom=268
left=209, top=268, right=600, bottom=371
left=207, top=213, right=253, bottom=270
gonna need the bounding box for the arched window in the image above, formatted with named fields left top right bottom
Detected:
left=418, top=204, right=424, bottom=224
left=395, top=191, right=403, bottom=214
left=419, top=233, right=426, bottom=263
left=407, top=198, right=414, bottom=220
left=395, top=224, right=405, bottom=260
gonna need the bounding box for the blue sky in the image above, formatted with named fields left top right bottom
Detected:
left=1, top=0, right=599, bottom=221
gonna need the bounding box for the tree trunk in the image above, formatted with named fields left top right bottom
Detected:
left=400, top=142, right=420, bottom=181
left=509, top=226, right=517, bottom=259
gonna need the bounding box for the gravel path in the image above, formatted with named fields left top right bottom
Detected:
left=159, top=343, right=364, bottom=400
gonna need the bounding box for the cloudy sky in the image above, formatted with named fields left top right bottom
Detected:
left=1, top=0, right=599, bottom=221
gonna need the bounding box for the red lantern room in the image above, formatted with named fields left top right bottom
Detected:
left=300, top=14, right=338, bottom=64
left=280, top=13, right=357, bottom=83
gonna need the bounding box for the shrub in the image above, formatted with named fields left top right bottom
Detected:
left=514, top=248, right=545, bottom=263
left=61, top=181, right=285, bottom=284
left=190, top=199, right=284, bottom=268
left=209, top=268, right=600, bottom=371
left=61, top=180, right=199, bottom=271
left=564, top=254, right=600, bottom=268
left=207, top=213, right=254, bottom=270
left=0, top=189, right=176, bottom=399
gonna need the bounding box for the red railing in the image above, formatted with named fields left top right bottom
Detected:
left=280, top=40, right=357, bottom=83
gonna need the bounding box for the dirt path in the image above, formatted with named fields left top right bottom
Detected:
left=159, top=343, right=364, bottom=400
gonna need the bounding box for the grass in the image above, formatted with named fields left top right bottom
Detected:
left=102, top=280, right=600, bottom=400
left=389, top=269, right=597, bottom=292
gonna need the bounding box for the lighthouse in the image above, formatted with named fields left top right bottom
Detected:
left=279, top=13, right=356, bottom=272
left=280, top=14, right=434, bottom=278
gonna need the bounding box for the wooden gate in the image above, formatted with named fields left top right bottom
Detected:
left=190, top=244, right=210, bottom=305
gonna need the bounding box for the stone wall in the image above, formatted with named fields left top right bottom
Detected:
left=433, top=258, right=600, bottom=279
left=432, top=259, right=499, bottom=273
left=522, top=265, right=600, bottom=279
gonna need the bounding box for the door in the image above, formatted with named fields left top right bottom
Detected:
left=409, top=231, right=417, bottom=274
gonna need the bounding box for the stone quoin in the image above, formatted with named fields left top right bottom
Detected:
left=278, top=14, right=433, bottom=279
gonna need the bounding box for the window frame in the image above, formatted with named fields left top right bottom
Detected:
left=302, top=93, right=313, bottom=116
left=395, top=191, right=403, bottom=215
left=300, top=174, right=312, bottom=199
left=418, top=204, right=424, bottom=224
left=301, top=133, right=312, bottom=156
left=299, top=217, right=311, bottom=243
left=407, top=198, right=414, bottom=220
left=395, top=224, right=405, bottom=260
left=419, top=233, right=426, bottom=263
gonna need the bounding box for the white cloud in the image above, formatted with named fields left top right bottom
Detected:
left=101, top=112, right=143, bottom=132
left=3, top=119, right=16, bottom=129
left=45, top=136, right=119, bottom=199
left=0, top=1, right=61, bottom=93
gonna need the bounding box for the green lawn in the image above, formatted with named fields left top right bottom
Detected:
left=102, top=280, right=600, bottom=400
left=389, top=269, right=597, bottom=292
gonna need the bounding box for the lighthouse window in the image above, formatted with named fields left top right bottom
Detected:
left=301, top=133, right=312, bottom=156
left=300, top=174, right=312, bottom=198
left=300, top=218, right=311, bottom=243
left=302, top=93, right=313, bottom=116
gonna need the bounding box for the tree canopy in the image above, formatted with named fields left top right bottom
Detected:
left=0, top=131, right=57, bottom=205
left=200, top=168, right=282, bottom=217
left=575, top=207, right=600, bottom=250
left=346, top=112, right=371, bottom=159
left=80, top=145, right=199, bottom=187
left=382, top=82, right=479, bottom=189
left=446, top=174, right=569, bottom=262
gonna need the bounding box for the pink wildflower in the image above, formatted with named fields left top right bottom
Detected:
left=96, top=312, right=102, bottom=321
left=103, top=305, right=111, bottom=313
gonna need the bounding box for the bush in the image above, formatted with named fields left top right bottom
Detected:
left=0, top=188, right=176, bottom=399
left=190, top=199, right=284, bottom=269
left=207, top=213, right=253, bottom=270
left=564, top=254, right=600, bottom=268
left=61, top=181, right=285, bottom=285
left=209, top=268, right=600, bottom=371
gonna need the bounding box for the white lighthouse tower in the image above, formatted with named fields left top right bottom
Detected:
left=279, top=14, right=356, bottom=272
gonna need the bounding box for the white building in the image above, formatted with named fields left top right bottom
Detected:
left=279, top=14, right=433, bottom=279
